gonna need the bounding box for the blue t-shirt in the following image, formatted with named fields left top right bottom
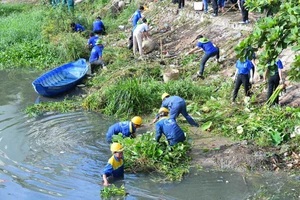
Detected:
left=276, top=59, right=283, bottom=69
left=89, top=45, right=104, bottom=63
left=87, top=35, right=99, bottom=48
left=102, top=155, right=124, bottom=178
left=132, top=10, right=142, bottom=26
left=73, top=24, right=85, bottom=32
left=236, top=59, right=254, bottom=75
left=155, top=117, right=186, bottom=146
left=197, top=41, right=218, bottom=54
left=93, top=20, right=105, bottom=32
left=269, top=59, right=284, bottom=76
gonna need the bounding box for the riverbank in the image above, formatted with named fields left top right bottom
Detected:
left=2, top=0, right=299, bottom=173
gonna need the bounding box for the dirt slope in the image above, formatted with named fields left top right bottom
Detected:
left=140, top=1, right=299, bottom=171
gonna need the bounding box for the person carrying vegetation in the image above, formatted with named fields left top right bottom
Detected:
left=151, top=93, right=199, bottom=127
left=89, top=39, right=107, bottom=74
left=70, top=22, right=85, bottom=32
left=86, top=32, right=99, bottom=50
left=106, top=116, right=143, bottom=143
left=93, top=16, right=106, bottom=35
left=264, top=59, right=284, bottom=105
left=132, top=18, right=151, bottom=58
left=232, top=57, right=255, bottom=103
left=185, top=35, right=220, bottom=79
left=102, top=143, right=124, bottom=186
left=155, top=108, right=186, bottom=146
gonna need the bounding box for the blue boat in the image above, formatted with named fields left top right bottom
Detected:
left=32, top=58, right=89, bottom=97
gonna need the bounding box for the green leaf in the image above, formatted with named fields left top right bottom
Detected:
left=201, top=121, right=212, bottom=131
left=270, top=131, right=283, bottom=146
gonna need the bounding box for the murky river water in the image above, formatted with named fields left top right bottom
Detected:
left=0, top=70, right=299, bottom=200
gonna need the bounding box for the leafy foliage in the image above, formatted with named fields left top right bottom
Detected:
left=113, top=132, right=192, bottom=181
left=0, top=3, right=33, bottom=17
left=83, top=76, right=210, bottom=118
left=25, top=99, right=81, bottom=117
left=100, top=184, right=127, bottom=199
left=235, top=0, right=300, bottom=81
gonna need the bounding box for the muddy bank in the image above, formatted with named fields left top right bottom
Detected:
left=189, top=130, right=271, bottom=171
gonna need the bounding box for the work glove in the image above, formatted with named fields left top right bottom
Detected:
left=249, top=77, right=254, bottom=84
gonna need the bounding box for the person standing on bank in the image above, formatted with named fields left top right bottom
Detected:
left=212, top=0, right=218, bottom=16
left=155, top=108, right=186, bottom=146
left=203, top=0, right=209, bottom=14
left=176, top=0, right=184, bottom=15
left=185, top=35, right=220, bottom=79
left=132, top=18, right=150, bottom=57
left=106, top=116, right=143, bottom=144
left=151, top=93, right=199, bottom=127
left=218, top=0, right=225, bottom=13
left=131, top=6, right=144, bottom=27
left=238, top=0, right=249, bottom=24
left=264, top=59, right=284, bottom=105
left=89, top=39, right=107, bottom=74
left=93, top=16, right=106, bottom=35
left=232, top=58, right=255, bottom=103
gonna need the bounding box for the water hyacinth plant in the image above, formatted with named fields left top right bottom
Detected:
left=113, top=132, right=192, bottom=182
left=100, top=184, right=127, bottom=199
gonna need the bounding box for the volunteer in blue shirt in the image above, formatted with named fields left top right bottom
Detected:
left=89, top=39, right=107, bottom=74
left=70, top=22, right=85, bottom=32
left=131, top=6, right=144, bottom=26
left=232, top=58, right=255, bottom=102
left=93, top=16, right=106, bottom=35
left=102, top=143, right=124, bottom=186
left=155, top=108, right=186, bottom=146
left=86, top=32, right=99, bottom=50
left=185, top=35, right=220, bottom=79
left=151, top=93, right=199, bottom=127
left=106, top=116, right=142, bottom=143
left=264, top=59, right=284, bottom=105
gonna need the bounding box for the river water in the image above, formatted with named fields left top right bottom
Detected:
left=0, top=70, right=299, bottom=200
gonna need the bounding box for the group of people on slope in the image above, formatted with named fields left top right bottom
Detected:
left=71, top=16, right=107, bottom=74
left=103, top=92, right=199, bottom=186
left=233, top=54, right=285, bottom=105
left=195, top=0, right=249, bottom=24
left=100, top=2, right=284, bottom=187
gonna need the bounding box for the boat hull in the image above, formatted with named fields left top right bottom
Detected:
left=32, top=59, right=89, bottom=97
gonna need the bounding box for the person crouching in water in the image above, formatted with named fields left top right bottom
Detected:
left=155, top=107, right=186, bottom=146
left=102, top=143, right=124, bottom=186
left=106, top=116, right=142, bottom=144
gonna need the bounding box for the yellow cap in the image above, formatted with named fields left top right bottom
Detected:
left=159, top=107, right=169, bottom=113
left=110, top=143, right=123, bottom=153
left=161, top=93, right=170, bottom=101
left=131, top=116, right=142, bottom=126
